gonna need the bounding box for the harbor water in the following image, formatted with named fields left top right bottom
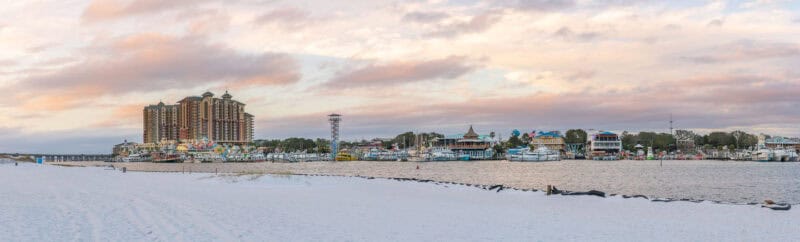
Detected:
left=84, top=160, right=800, bottom=204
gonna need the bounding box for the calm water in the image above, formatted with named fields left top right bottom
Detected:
left=114, top=160, right=800, bottom=204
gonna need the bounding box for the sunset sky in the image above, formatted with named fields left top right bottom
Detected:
left=1, top=0, right=799, bottom=153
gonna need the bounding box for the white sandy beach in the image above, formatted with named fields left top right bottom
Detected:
left=2, top=163, right=798, bottom=241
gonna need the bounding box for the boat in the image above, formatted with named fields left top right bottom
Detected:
left=426, top=147, right=457, bottom=161
left=151, top=152, right=181, bottom=163
left=786, top=149, right=798, bottom=162
left=509, top=146, right=560, bottom=162
left=752, top=146, right=773, bottom=162
left=772, top=147, right=798, bottom=162
left=335, top=150, right=357, bottom=161
left=121, top=153, right=143, bottom=162
left=773, top=148, right=788, bottom=162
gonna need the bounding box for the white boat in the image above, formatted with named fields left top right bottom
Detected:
left=772, top=147, right=798, bottom=162
left=509, top=146, right=560, bottom=162
left=785, top=149, right=798, bottom=162
left=786, top=149, right=798, bottom=162
left=773, top=148, right=788, bottom=162
left=426, top=147, right=457, bottom=161
left=122, top=154, right=142, bottom=162
left=752, top=147, right=773, bottom=162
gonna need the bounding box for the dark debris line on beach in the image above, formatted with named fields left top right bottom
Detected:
left=287, top=173, right=792, bottom=211
left=104, top=167, right=792, bottom=211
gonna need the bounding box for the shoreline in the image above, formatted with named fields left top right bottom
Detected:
left=49, top=161, right=798, bottom=207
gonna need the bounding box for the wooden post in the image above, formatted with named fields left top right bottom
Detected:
left=546, top=185, right=552, bottom=195
left=122, top=167, right=126, bottom=173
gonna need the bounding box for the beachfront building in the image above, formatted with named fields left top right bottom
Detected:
left=112, top=140, right=138, bottom=157
left=531, top=131, right=566, bottom=155
left=431, top=126, right=494, bottom=160
left=144, top=91, right=254, bottom=145
left=143, top=102, right=180, bottom=143
left=588, top=131, right=622, bottom=160
left=763, top=136, right=800, bottom=150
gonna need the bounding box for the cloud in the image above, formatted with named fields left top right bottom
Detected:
left=493, top=0, right=576, bottom=12
left=276, top=74, right=800, bottom=139
left=681, top=40, right=800, bottom=63
left=0, top=59, right=17, bottom=66
left=9, top=33, right=300, bottom=110
left=427, top=12, right=503, bottom=38
left=327, top=56, right=476, bottom=88
left=707, top=19, right=724, bottom=27
left=552, top=27, right=602, bottom=41
left=92, top=103, right=146, bottom=128
left=82, top=0, right=214, bottom=22
left=402, top=11, right=450, bottom=23
left=253, top=7, right=314, bottom=29
left=565, top=70, right=596, bottom=81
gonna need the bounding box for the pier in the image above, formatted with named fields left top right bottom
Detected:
left=0, top=153, right=112, bottom=162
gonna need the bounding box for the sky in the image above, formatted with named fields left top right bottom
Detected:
left=1, top=0, right=799, bottom=154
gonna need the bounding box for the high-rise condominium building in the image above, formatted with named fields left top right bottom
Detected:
left=143, top=91, right=254, bottom=144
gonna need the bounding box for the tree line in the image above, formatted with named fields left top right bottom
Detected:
left=252, top=132, right=445, bottom=153
left=253, top=129, right=764, bottom=153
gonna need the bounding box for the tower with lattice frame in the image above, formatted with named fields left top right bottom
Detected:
left=328, top=114, right=341, bottom=159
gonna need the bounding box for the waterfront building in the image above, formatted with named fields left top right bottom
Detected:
left=143, top=101, right=179, bottom=143
left=145, top=91, right=254, bottom=145
left=431, top=126, right=494, bottom=160
left=588, top=131, right=622, bottom=160
left=112, top=140, right=138, bottom=157
left=762, top=136, right=800, bottom=150
left=531, top=131, right=566, bottom=155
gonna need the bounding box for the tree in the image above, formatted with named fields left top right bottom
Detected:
left=393, top=131, right=416, bottom=149
left=492, top=144, right=505, bottom=158
left=506, top=135, right=524, bottom=148
left=315, top=138, right=331, bottom=153
left=730, top=130, right=757, bottom=149
left=620, top=131, right=637, bottom=151
left=620, top=131, right=675, bottom=151
left=705, top=132, right=734, bottom=148
left=675, top=129, right=698, bottom=151
left=521, top=133, right=531, bottom=144
left=564, top=129, right=587, bottom=144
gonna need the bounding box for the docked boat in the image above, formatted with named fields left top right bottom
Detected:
left=509, top=146, right=560, bottom=162
left=773, top=147, right=798, bottom=162
left=363, top=148, right=410, bottom=161
left=335, top=150, right=357, bottom=161
left=426, top=147, right=457, bottom=161
left=786, top=149, right=798, bottom=162
left=151, top=152, right=181, bottom=163
left=752, top=147, right=773, bottom=162
left=773, top=148, right=788, bottom=162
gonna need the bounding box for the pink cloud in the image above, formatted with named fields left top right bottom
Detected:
left=82, top=0, right=215, bottom=22
left=16, top=33, right=299, bottom=95
left=327, top=56, right=476, bottom=88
